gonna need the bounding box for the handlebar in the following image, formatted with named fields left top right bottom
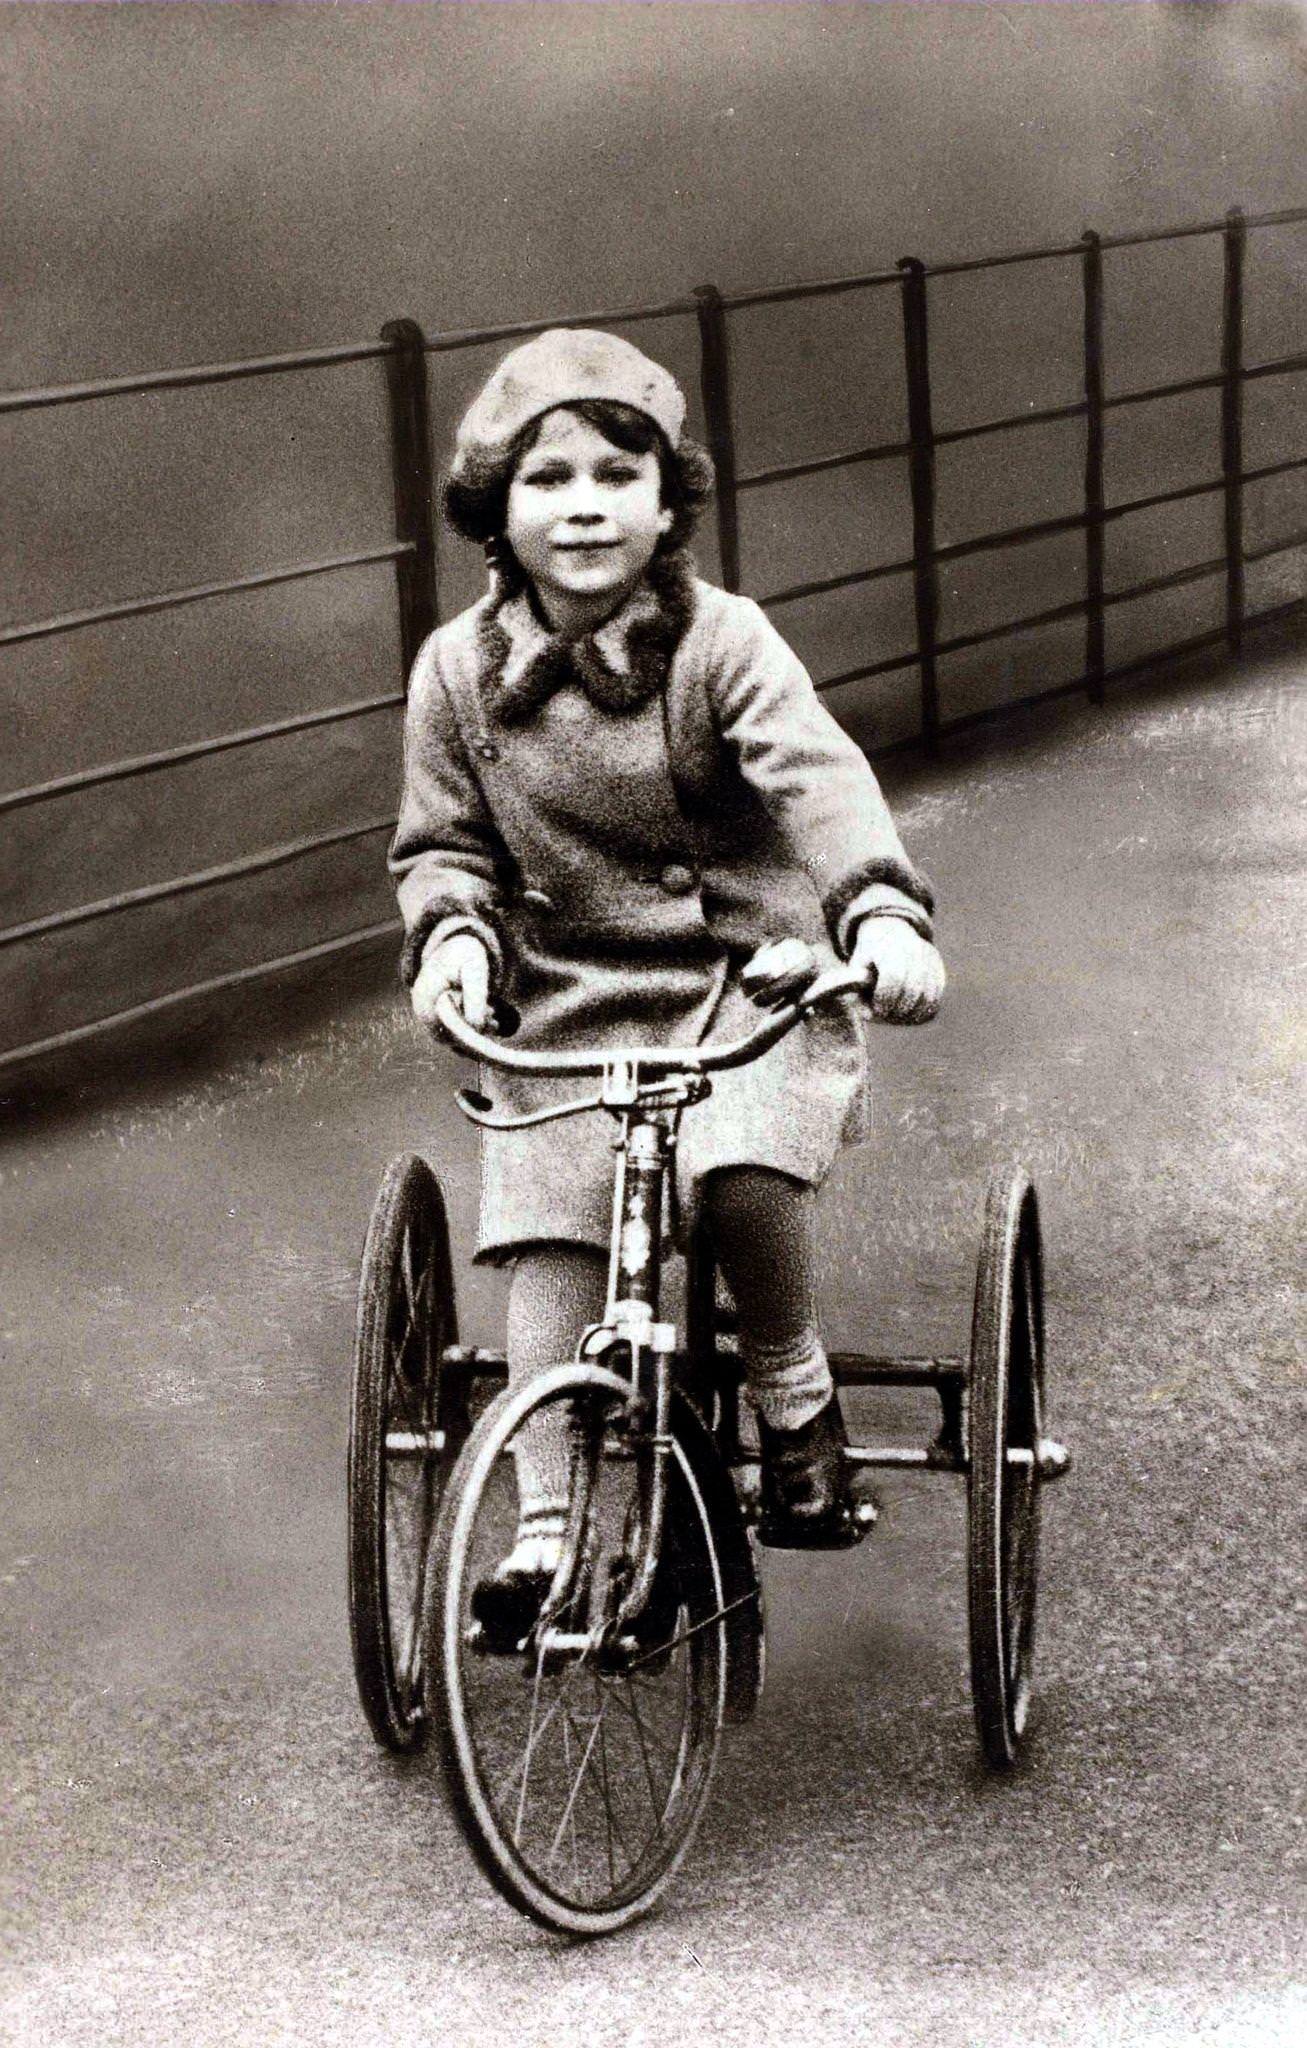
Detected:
left=432, top=963, right=873, bottom=1079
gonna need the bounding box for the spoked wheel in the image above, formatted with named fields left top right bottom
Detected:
left=967, top=1167, right=1046, bottom=1768
left=349, top=1153, right=465, bottom=1752
left=425, top=1363, right=729, bottom=1935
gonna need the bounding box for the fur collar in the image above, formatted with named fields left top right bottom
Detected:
left=477, top=550, right=697, bottom=728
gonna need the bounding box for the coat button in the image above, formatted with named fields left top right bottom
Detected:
left=658, top=862, right=697, bottom=896
left=521, top=888, right=554, bottom=915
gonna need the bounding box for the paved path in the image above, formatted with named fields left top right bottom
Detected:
left=2, top=645, right=1303, bottom=2046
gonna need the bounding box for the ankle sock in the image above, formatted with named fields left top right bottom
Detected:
left=503, top=1499, right=567, bottom=1575
left=741, top=1330, right=835, bottom=1434
left=498, top=1530, right=564, bottom=1577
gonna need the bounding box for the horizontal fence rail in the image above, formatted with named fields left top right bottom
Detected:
left=0, top=691, right=405, bottom=820
left=2, top=203, right=1304, bottom=1076
left=0, top=543, right=413, bottom=650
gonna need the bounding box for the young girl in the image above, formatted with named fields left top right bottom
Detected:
left=391, top=329, right=943, bottom=1629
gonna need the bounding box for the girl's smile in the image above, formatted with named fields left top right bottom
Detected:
left=505, top=409, right=673, bottom=632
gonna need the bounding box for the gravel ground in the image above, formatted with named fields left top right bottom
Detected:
left=1, top=643, right=1303, bottom=2046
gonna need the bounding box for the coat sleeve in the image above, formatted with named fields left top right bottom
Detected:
left=702, top=594, right=935, bottom=951
left=388, top=633, right=509, bottom=988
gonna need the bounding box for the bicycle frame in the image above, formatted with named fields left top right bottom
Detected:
left=576, top=1084, right=690, bottom=1646
left=527, top=1074, right=706, bottom=1659
left=434, top=971, right=866, bottom=1660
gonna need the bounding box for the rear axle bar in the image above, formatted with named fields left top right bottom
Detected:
left=829, top=1351, right=966, bottom=1385
left=442, top=1344, right=969, bottom=1385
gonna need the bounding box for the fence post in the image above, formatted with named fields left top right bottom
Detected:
left=1220, top=206, right=1247, bottom=656
left=381, top=317, right=439, bottom=683
left=898, top=258, right=940, bottom=752
left=1080, top=231, right=1107, bottom=704
left=693, top=285, right=741, bottom=592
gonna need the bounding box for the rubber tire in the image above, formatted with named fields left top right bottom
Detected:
left=967, top=1166, right=1045, bottom=1769
left=348, top=1153, right=460, bottom=1753
left=671, top=1395, right=765, bottom=1727
left=683, top=1223, right=765, bottom=1725
left=425, top=1362, right=729, bottom=1936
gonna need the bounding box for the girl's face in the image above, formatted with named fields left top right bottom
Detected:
left=505, top=408, right=673, bottom=628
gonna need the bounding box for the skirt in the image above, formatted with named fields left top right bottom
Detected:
left=471, top=968, right=870, bottom=1262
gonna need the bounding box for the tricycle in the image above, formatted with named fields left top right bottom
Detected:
left=347, top=964, right=1070, bottom=1934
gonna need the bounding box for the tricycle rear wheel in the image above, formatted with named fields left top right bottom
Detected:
left=967, top=1167, right=1045, bottom=1768
left=348, top=1153, right=465, bottom=1752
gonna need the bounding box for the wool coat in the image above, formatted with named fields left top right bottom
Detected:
left=390, top=554, right=934, bottom=1261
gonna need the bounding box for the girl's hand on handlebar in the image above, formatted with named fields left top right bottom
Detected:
left=849, top=918, right=945, bottom=1025
left=411, top=932, right=493, bottom=1033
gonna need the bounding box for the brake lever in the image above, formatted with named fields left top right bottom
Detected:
left=454, top=1086, right=606, bottom=1131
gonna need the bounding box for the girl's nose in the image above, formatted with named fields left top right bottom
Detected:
left=562, top=478, right=604, bottom=521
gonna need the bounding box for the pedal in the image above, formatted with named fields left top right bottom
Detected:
left=464, top=1619, right=521, bottom=1657
left=1037, top=1437, right=1072, bottom=1482
left=756, top=1498, right=874, bottom=1552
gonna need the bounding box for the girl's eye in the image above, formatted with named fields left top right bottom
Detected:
left=520, top=465, right=569, bottom=489
left=597, top=464, right=640, bottom=485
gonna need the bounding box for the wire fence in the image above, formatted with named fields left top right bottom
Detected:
left=2, top=204, right=1304, bottom=1073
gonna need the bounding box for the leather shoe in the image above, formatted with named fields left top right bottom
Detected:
left=757, top=1393, right=863, bottom=1550
left=469, top=1565, right=553, bottom=1654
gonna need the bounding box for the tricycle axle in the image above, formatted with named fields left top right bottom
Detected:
left=829, top=1351, right=966, bottom=1386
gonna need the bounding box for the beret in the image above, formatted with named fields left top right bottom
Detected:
left=451, top=328, right=686, bottom=482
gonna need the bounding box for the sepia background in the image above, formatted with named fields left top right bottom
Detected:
left=2, top=7, right=1303, bottom=2046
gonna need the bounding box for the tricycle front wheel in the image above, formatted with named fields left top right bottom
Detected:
left=967, top=1167, right=1045, bottom=1768
left=424, top=1364, right=730, bottom=1935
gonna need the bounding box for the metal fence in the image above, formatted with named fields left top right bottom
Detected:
left=2, top=203, right=1304, bottom=1074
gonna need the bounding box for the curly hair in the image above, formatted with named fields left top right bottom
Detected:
left=442, top=399, right=715, bottom=585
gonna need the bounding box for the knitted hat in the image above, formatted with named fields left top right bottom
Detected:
left=451, top=329, right=687, bottom=484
